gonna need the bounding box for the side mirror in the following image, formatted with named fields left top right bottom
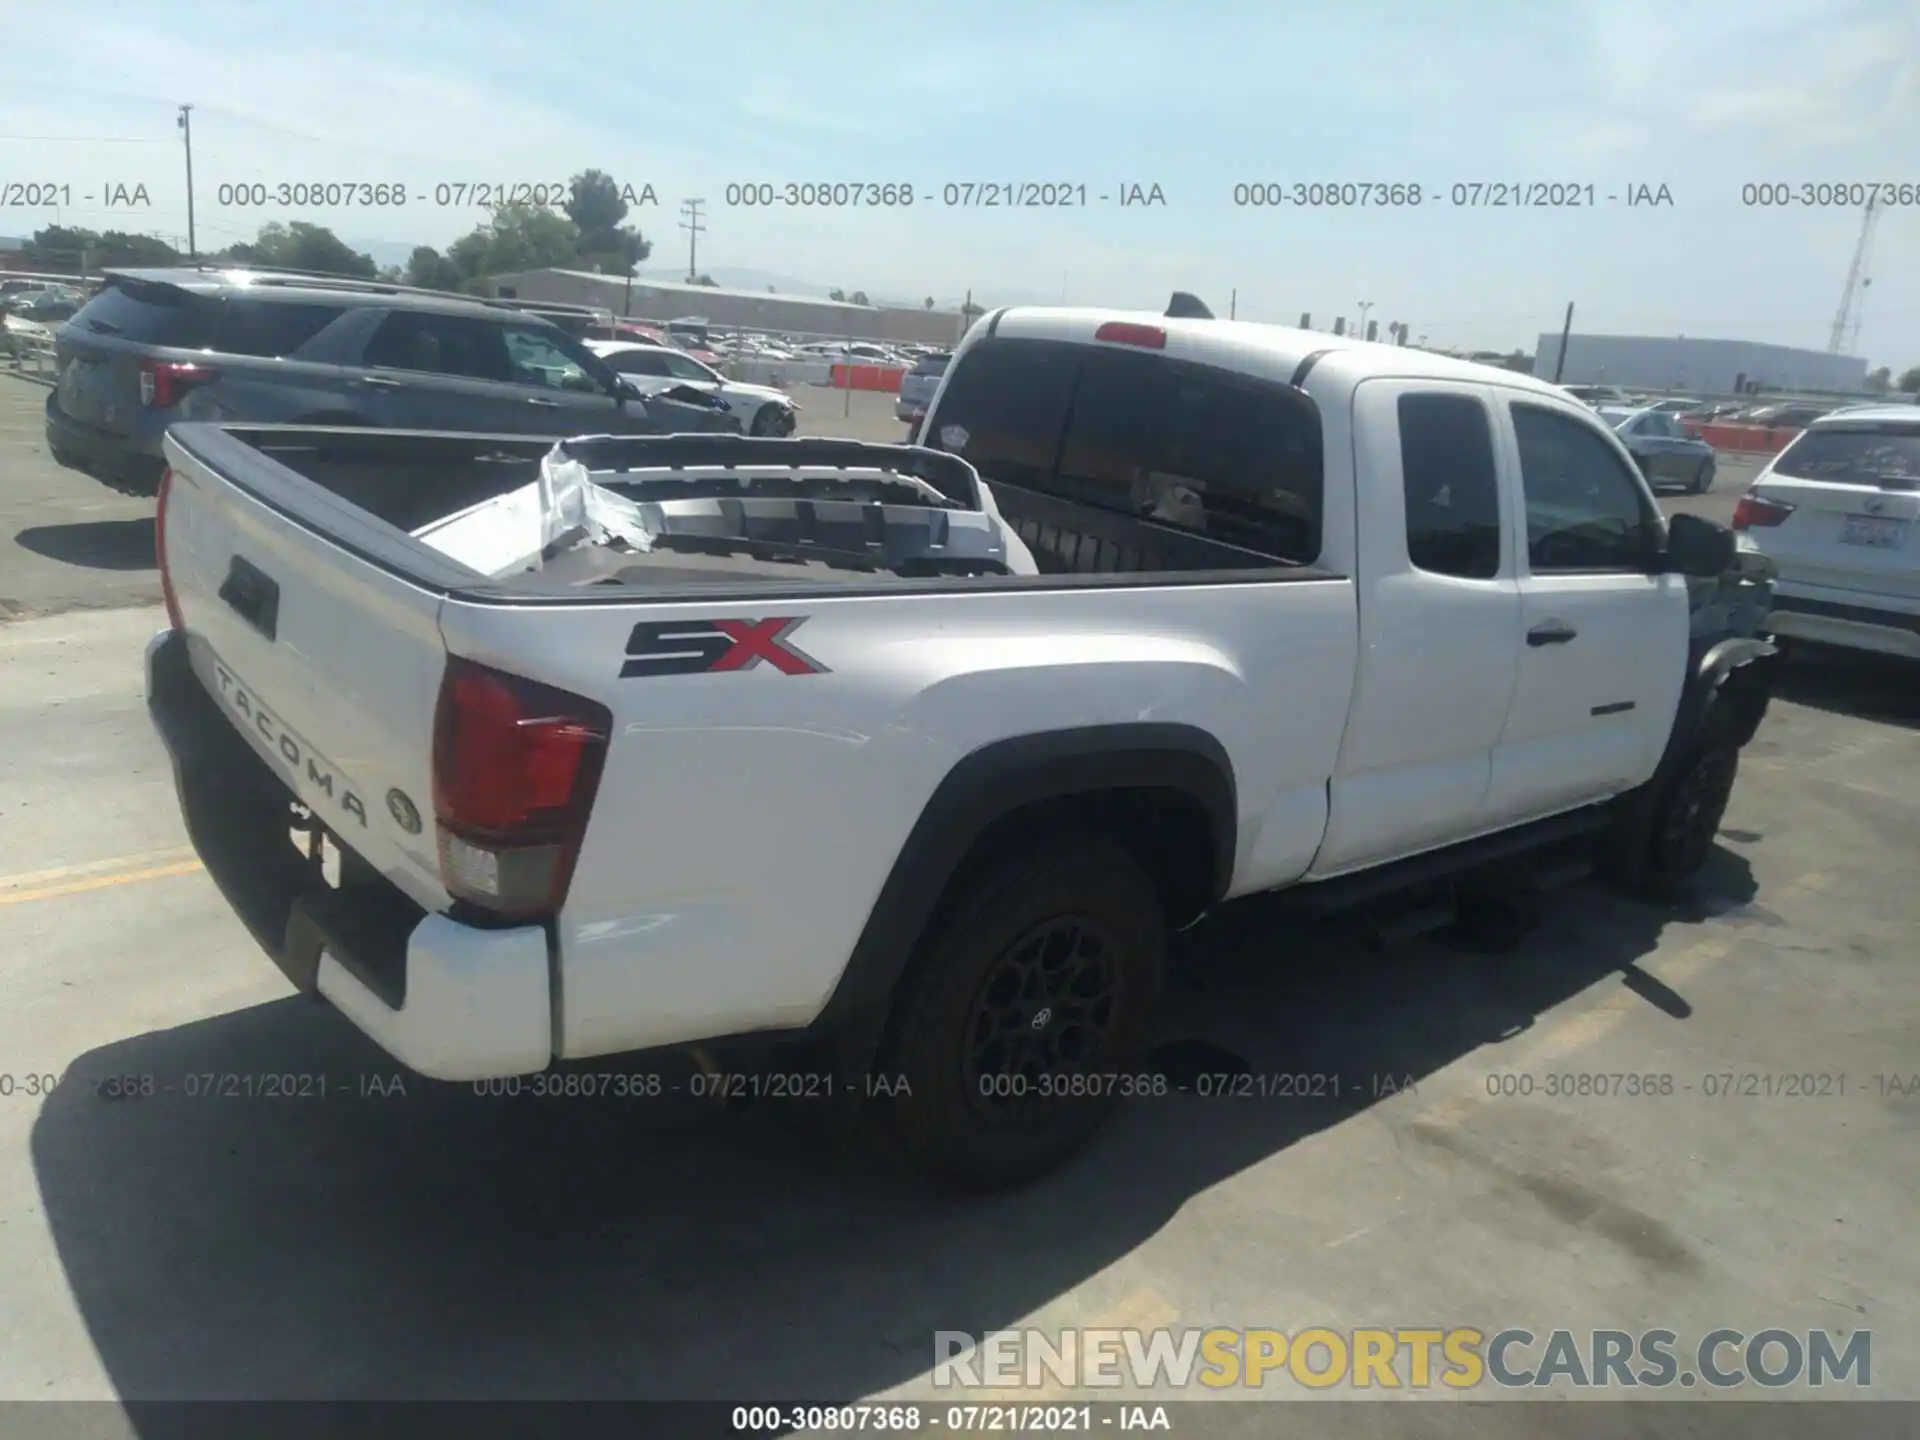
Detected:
left=1665, top=511, right=1735, bottom=578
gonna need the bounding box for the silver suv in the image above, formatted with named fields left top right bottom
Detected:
left=46, top=268, right=739, bottom=495
left=897, top=351, right=951, bottom=429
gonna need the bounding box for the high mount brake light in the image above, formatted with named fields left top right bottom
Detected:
left=431, top=657, right=611, bottom=919
left=1093, top=321, right=1167, bottom=349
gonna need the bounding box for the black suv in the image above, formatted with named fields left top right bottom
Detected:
left=46, top=267, right=740, bottom=495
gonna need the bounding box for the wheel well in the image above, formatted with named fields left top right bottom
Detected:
left=869, top=785, right=1218, bottom=1071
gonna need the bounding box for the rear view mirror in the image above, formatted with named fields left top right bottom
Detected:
left=1665, top=512, right=1735, bottom=577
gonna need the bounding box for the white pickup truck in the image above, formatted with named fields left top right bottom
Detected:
left=146, top=302, right=1777, bottom=1189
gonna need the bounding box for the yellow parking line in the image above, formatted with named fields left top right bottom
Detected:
left=0, top=846, right=198, bottom=892
left=0, top=859, right=204, bottom=907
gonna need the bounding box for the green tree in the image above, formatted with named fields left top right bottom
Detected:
left=923, top=296, right=935, bottom=310
left=446, top=201, right=579, bottom=283
left=23, top=226, right=181, bottom=270
left=828, top=288, right=846, bottom=302
left=1899, top=367, right=1920, bottom=395
left=405, top=245, right=466, bottom=290
left=221, top=222, right=376, bottom=278
left=1865, top=366, right=1892, bottom=391
left=565, top=169, right=651, bottom=274
left=694, top=273, right=717, bottom=286
left=850, top=290, right=870, bottom=306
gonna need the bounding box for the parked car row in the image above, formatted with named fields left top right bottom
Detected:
left=44, top=267, right=745, bottom=495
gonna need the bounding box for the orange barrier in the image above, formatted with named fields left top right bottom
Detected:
left=829, top=363, right=905, bottom=394
left=1685, top=422, right=1803, bottom=455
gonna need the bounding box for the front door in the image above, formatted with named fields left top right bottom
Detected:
left=1485, top=398, right=1690, bottom=825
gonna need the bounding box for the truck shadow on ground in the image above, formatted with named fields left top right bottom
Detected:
left=32, top=851, right=1758, bottom=1415
left=15, top=519, right=157, bottom=572
left=1770, top=647, right=1920, bottom=731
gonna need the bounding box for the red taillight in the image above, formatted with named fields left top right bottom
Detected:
left=139, top=357, right=219, bottom=408
left=1731, top=491, right=1794, bottom=530
left=1093, top=321, right=1167, bottom=349
left=155, top=467, right=184, bottom=632
left=431, top=657, right=611, bottom=919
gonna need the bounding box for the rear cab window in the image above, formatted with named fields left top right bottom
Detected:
left=927, top=336, right=1323, bottom=565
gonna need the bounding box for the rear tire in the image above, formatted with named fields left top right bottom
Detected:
left=1691, top=457, right=1715, bottom=493
left=887, top=829, right=1166, bottom=1192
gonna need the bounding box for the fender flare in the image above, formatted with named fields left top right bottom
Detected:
left=1680, top=636, right=1778, bottom=751
left=812, top=723, right=1237, bottom=1036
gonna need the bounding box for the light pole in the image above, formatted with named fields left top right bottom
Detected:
left=1357, top=300, right=1373, bottom=342
left=177, top=103, right=197, bottom=260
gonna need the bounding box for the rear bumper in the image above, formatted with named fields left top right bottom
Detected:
left=1770, top=588, right=1920, bottom=661
left=145, top=629, right=553, bottom=1080
left=44, top=392, right=166, bottom=491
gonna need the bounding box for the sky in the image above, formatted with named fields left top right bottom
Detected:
left=5, top=0, right=1917, bottom=366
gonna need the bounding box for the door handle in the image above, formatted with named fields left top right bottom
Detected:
left=1528, top=620, right=1578, bottom=646
left=527, top=397, right=560, bottom=407
left=359, top=375, right=404, bottom=388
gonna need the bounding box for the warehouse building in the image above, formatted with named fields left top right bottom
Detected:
left=481, top=268, right=964, bottom=346
left=1533, top=333, right=1867, bottom=395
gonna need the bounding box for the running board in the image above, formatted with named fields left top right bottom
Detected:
left=1287, top=806, right=1613, bottom=917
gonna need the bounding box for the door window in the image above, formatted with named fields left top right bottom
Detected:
left=1397, top=392, right=1502, bottom=579
left=610, top=349, right=674, bottom=377
left=364, top=312, right=512, bottom=382
left=1510, top=402, right=1660, bottom=573
left=502, top=326, right=599, bottom=391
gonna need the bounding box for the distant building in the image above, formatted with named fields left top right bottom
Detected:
left=481, top=268, right=962, bottom=345
left=1534, top=333, right=1867, bottom=395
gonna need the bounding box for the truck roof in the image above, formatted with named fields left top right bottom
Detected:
left=987, top=306, right=1572, bottom=400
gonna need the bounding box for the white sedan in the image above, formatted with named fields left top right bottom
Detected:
left=1734, top=404, right=1920, bottom=661
left=587, top=340, right=801, bottom=436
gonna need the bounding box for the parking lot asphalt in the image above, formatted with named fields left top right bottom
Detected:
left=1, top=372, right=1912, bottom=1421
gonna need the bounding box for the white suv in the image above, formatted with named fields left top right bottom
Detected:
left=1733, top=405, right=1920, bottom=660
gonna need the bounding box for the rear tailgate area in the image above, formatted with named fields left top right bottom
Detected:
left=159, top=434, right=455, bottom=915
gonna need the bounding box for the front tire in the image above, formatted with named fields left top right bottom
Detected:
left=750, top=404, right=794, bottom=436
left=1691, top=457, right=1715, bottom=493
left=887, top=830, right=1166, bottom=1192
left=1604, top=740, right=1741, bottom=896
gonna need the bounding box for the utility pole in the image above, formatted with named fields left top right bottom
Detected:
left=678, top=198, right=706, bottom=283
left=1356, top=300, right=1373, bottom=343
left=177, top=104, right=197, bottom=260
left=1551, top=302, right=1575, bottom=383
left=1229, top=288, right=1237, bottom=320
